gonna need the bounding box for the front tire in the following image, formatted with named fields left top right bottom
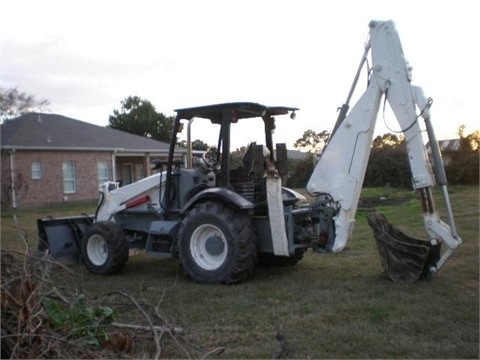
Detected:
left=81, top=221, right=129, bottom=275
left=178, top=201, right=257, bottom=284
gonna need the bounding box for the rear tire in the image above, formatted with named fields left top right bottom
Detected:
left=178, top=201, right=257, bottom=284
left=81, top=221, right=129, bottom=275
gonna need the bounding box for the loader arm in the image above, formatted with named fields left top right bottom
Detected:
left=307, top=20, right=461, bottom=273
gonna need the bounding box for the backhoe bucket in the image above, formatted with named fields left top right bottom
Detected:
left=366, top=212, right=440, bottom=283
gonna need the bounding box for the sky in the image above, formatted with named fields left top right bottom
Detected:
left=1, top=0, right=479, bottom=149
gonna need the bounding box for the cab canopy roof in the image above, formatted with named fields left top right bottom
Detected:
left=175, top=102, right=298, bottom=124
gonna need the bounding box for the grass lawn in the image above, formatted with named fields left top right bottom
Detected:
left=1, top=186, right=478, bottom=358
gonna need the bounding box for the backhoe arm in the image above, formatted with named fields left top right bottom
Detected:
left=307, top=20, right=461, bottom=274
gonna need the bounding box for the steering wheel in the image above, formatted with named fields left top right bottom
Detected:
left=202, top=153, right=221, bottom=172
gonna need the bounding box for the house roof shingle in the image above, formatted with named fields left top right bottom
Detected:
left=426, top=139, right=461, bottom=155
left=1, top=113, right=178, bottom=153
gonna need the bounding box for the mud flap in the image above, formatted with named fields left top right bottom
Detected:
left=366, top=212, right=441, bottom=283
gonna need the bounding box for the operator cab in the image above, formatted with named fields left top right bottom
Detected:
left=163, top=102, right=298, bottom=213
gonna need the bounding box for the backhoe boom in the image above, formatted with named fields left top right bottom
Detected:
left=307, top=20, right=461, bottom=275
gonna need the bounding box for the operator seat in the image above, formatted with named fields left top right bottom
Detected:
left=243, top=142, right=267, bottom=179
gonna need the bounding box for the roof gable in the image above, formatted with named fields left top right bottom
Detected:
left=1, top=113, right=175, bottom=152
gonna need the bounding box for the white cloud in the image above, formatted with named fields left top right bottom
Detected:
left=1, top=0, right=478, bottom=147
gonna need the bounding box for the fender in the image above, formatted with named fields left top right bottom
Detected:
left=181, top=187, right=254, bottom=214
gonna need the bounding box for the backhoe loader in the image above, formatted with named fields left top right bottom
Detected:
left=38, top=20, right=461, bottom=284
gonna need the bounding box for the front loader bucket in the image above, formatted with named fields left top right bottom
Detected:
left=366, top=212, right=440, bottom=283
left=37, top=215, right=93, bottom=263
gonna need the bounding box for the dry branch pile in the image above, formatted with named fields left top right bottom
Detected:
left=1, top=251, right=103, bottom=359
left=1, top=250, right=115, bottom=359
left=0, top=248, right=222, bottom=359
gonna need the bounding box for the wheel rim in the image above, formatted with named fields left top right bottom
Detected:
left=190, top=224, right=227, bottom=270
left=86, top=234, right=108, bottom=266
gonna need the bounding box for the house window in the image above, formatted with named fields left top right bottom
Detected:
left=135, top=164, right=144, bottom=180
left=97, top=161, right=109, bottom=187
left=31, top=162, right=42, bottom=179
left=122, top=164, right=133, bottom=185
left=63, top=162, right=76, bottom=193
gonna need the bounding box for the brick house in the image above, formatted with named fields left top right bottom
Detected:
left=1, top=113, right=186, bottom=209
left=426, top=139, right=461, bottom=166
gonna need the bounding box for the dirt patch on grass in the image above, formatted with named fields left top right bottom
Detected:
left=358, top=196, right=412, bottom=209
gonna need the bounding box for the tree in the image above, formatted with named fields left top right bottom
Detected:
left=0, top=87, right=49, bottom=122
left=457, top=125, right=480, bottom=151
left=286, top=154, right=315, bottom=188
left=1, top=170, right=28, bottom=209
left=365, top=133, right=411, bottom=188
left=191, top=140, right=209, bottom=151
left=293, top=130, right=330, bottom=154
left=108, top=96, right=174, bottom=142
left=177, top=139, right=212, bottom=151
left=445, top=125, right=479, bottom=184
left=372, top=133, right=404, bottom=149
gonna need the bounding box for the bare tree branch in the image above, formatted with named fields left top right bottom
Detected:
left=102, top=290, right=162, bottom=359
left=111, top=322, right=183, bottom=334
